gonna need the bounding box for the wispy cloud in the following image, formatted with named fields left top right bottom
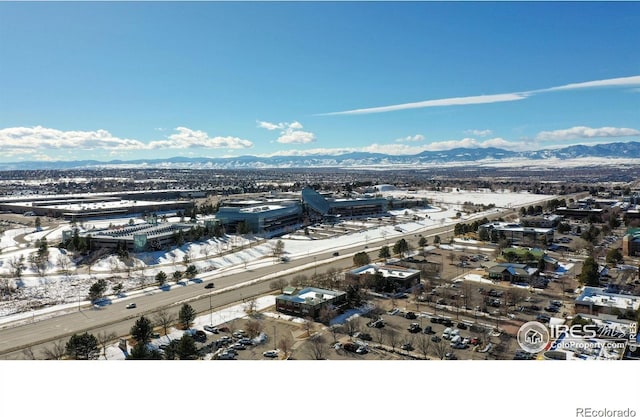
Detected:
left=0, top=126, right=254, bottom=154
left=319, top=93, right=529, bottom=116
left=464, top=129, right=493, bottom=137
left=257, top=120, right=316, bottom=144
left=318, top=75, right=640, bottom=116
left=535, top=126, right=640, bottom=142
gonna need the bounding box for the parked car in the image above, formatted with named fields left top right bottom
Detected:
left=431, top=336, right=441, bottom=343
left=404, top=311, right=417, bottom=320
left=422, top=325, right=434, bottom=334
left=204, top=325, right=219, bottom=333
left=544, top=305, right=560, bottom=313
left=231, top=342, right=246, bottom=350
left=536, top=314, right=551, bottom=323
left=388, top=308, right=400, bottom=316
left=367, top=319, right=385, bottom=328
left=408, top=323, right=422, bottom=333
left=263, top=350, right=279, bottom=358
left=401, top=343, right=414, bottom=351
left=456, top=322, right=468, bottom=329
left=430, top=316, right=443, bottom=324
left=357, top=333, right=373, bottom=341
left=204, top=283, right=215, bottom=289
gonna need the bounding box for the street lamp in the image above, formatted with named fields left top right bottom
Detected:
left=209, top=292, right=213, bottom=326
left=273, top=325, right=277, bottom=350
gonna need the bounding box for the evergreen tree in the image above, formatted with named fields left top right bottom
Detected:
left=352, top=251, right=371, bottom=267
left=178, top=303, right=196, bottom=329
left=185, top=265, right=198, bottom=279
left=378, top=246, right=391, bottom=259
left=130, top=315, right=153, bottom=345
left=155, top=271, right=168, bottom=286
left=176, top=335, right=199, bottom=360
left=65, top=332, right=100, bottom=360
left=418, top=237, right=427, bottom=247
left=579, top=256, right=600, bottom=287
left=88, top=279, right=108, bottom=302
left=392, top=238, right=409, bottom=257
left=128, top=342, right=162, bottom=360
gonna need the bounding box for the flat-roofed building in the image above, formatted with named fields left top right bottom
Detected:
left=275, top=287, right=347, bottom=319
left=346, top=263, right=421, bottom=291
left=479, top=221, right=554, bottom=246
left=574, top=286, right=640, bottom=317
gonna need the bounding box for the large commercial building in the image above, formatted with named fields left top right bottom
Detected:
left=574, top=286, right=640, bottom=317
left=478, top=222, right=555, bottom=246
left=214, top=200, right=302, bottom=237
left=70, top=222, right=196, bottom=252
left=0, top=190, right=195, bottom=220
left=622, top=228, right=640, bottom=256
left=301, top=187, right=387, bottom=220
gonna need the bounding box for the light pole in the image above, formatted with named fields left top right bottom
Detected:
left=314, top=256, right=317, bottom=277
left=273, top=325, right=277, bottom=350
left=209, top=292, right=213, bottom=326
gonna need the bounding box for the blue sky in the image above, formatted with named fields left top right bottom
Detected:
left=0, top=1, right=639, bottom=162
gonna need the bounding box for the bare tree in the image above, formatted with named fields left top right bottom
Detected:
left=244, top=319, right=263, bottom=338
left=431, top=339, right=448, bottom=359
left=42, top=340, right=66, bottom=360
left=305, top=334, right=328, bottom=360
left=269, top=278, right=289, bottom=292
left=374, top=327, right=387, bottom=345
left=343, top=317, right=360, bottom=337
left=244, top=298, right=258, bottom=317
left=278, top=333, right=294, bottom=358
left=417, top=334, right=432, bottom=359
left=96, top=331, right=117, bottom=359
left=302, top=316, right=315, bottom=337
left=22, top=346, right=36, bottom=360
left=387, top=329, right=400, bottom=352
left=153, top=309, right=175, bottom=337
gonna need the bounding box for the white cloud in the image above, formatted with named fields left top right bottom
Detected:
left=0, top=126, right=254, bottom=154
left=0, top=126, right=146, bottom=151
left=464, top=129, right=493, bottom=137
left=318, top=74, right=640, bottom=116
left=535, top=126, right=640, bottom=142
left=395, top=134, right=425, bottom=143
left=258, top=120, right=316, bottom=145
left=151, top=127, right=253, bottom=149
left=276, top=130, right=316, bottom=144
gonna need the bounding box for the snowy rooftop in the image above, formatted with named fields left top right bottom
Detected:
left=576, top=286, right=640, bottom=310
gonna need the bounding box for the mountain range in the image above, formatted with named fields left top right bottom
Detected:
left=2, top=141, right=640, bottom=171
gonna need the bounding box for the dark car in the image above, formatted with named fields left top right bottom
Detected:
left=401, top=343, right=414, bottom=351
left=332, top=252, right=340, bottom=256
left=456, top=322, right=468, bottom=330
left=408, top=323, right=422, bottom=333
left=357, top=333, right=373, bottom=341
left=430, top=316, right=443, bottom=324
left=404, top=312, right=417, bottom=320
left=441, top=319, right=454, bottom=328
left=431, top=336, right=441, bottom=343
left=536, top=314, right=551, bottom=323
left=204, top=283, right=215, bottom=289
left=423, top=325, right=434, bottom=334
